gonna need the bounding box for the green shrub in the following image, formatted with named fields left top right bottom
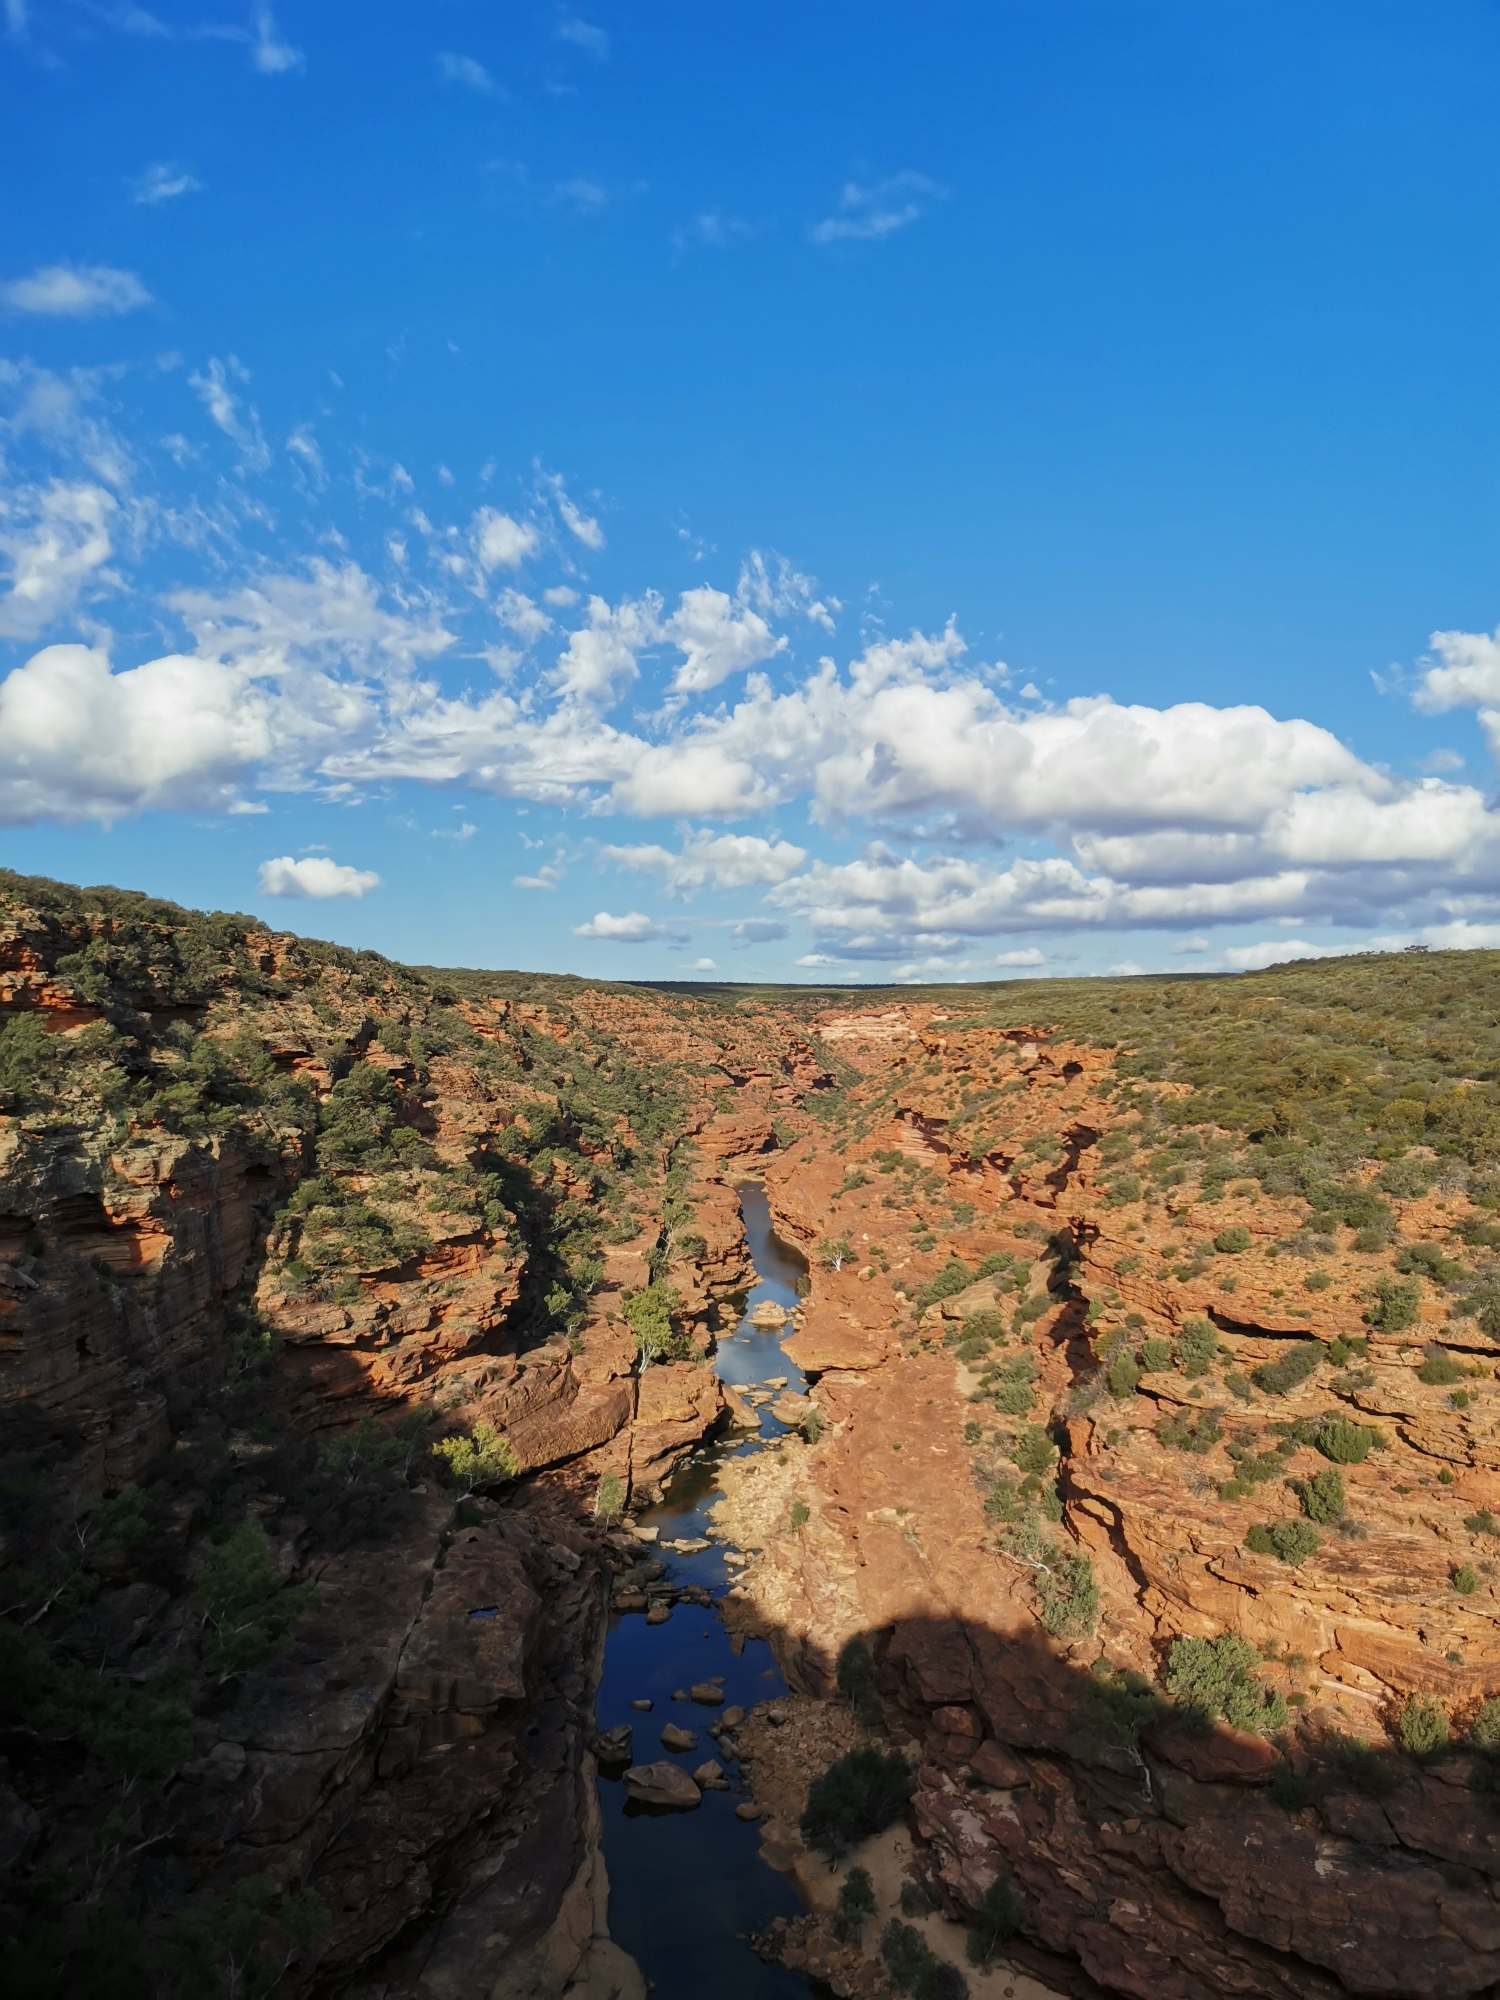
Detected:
left=1304, top=1270, right=1331, bottom=1292
left=1251, top=1343, right=1322, bottom=1395
left=1418, top=1349, right=1465, bottom=1386
left=1469, top=1699, right=1500, bottom=1750
left=989, top=1353, right=1038, bottom=1415
left=1298, top=1468, right=1345, bottom=1523
left=1397, top=1241, right=1469, bottom=1287
left=967, top=1876, right=1023, bottom=1965
left=1140, top=1337, right=1173, bottom=1372
left=880, top=1920, right=931, bottom=1993
left=1244, top=1519, right=1321, bottom=1566
left=432, top=1422, right=520, bottom=1492
left=1465, top=1509, right=1500, bottom=1537
left=1315, top=1417, right=1378, bottom=1464
left=1398, top=1695, right=1449, bottom=1757
left=1012, top=1425, right=1056, bottom=1475
left=1367, top=1279, right=1421, bottom=1333
left=1454, top=1563, right=1479, bottom=1595
left=622, top=1282, right=691, bottom=1362
left=834, top=1865, right=876, bottom=1943
left=0, top=1621, right=190, bottom=1779
left=1214, top=1227, right=1253, bottom=1255
left=801, top=1747, right=913, bottom=1859
left=1107, top=1353, right=1141, bottom=1398
left=1269, top=1758, right=1310, bottom=1810
left=195, top=1520, right=317, bottom=1674
left=1157, top=1407, right=1223, bottom=1453
left=1166, top=1633, right=1287, bottom=1732
left=1175, top=1319, right=1219, bottom=1376
left=594, top=1472, right=627, bottom=1520
left=1035, top=1551, right=1101, bottom=1638
left=836, top=1636, right=883, bottom=1729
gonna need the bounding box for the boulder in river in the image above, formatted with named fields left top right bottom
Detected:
left=622, top=1761, right=701, bottom=1809
left=734, top=1800, right=764, bottom=1821
left=589, top=1725, right=633, bottom=1764
left=720, top=1705, right=746, bottom=1728
left=628, top=1698, right=653, bottom=1711
left=645, top=1602, right=671, bottom=1625
left=660, top=1723, right=697, bottom=1751
left=749, top=1301, right=788, bottom=1328
left=690, top=1681, right=724, bottom=1704
left=693, top=1759, right=728, bottom=1790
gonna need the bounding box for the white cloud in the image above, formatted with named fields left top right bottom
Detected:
left=994, top=948, right=1045, bottom=966
left=1417, top=747, right=1464, bottom=774
left=556, top=13, right=609, bottom=58
left=554, top=177, right=610, bottom=215
left=514, top=859, right=565, bottom=890
left=1108, top=960, right=1146, bottom=976
left=1222, top=938, right=1343, bottom=971
left=436, top=51, right=495, bottom=91
left=1171, top=935, right=1211, bottom=954
left=258, top=855, right=380, bottom=898
left=0, top=482, right=116, bottom=638
left=665, top=585, right=782, bottom=692
left=251, top=6, right=302, bottom=73
left=131, top=162, right=203, bottom=205
left=543, top=585, right=579, bottom=607
left=602, top=829, right=808, bottom=895
left=496, top=590, right=551, bottom=642
left=189, top=356, right=268, bottom=468
left=811, top=172, right=945, bottom=245
left=738, top=549, right=838, bottom=630
left=473, top=508, right=539, bottom=571
left=732, top=919, right=789, bottom=945
left=0, top=263, right=151, bottom=317
left=573, top=909, right=682, bottom=941
left=556, top=491, right=604, bottom=549
left=687, top=957, right=717, bottom=971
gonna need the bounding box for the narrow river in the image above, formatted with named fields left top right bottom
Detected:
left=594, top=1180, right=816, bottom=1998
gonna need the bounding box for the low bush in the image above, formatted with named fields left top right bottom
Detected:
left=1316, top=1416, right=1378, bottom=1464
left=1140, top=1336, right=1173, bottom=1371
left=1454, top=1563, right=1480, bottom=1595
left=1251, top=1343, right=1322, bottom=1395
left=1244, top=1519, right=1321, bottom=1567
left=1418, top=1348, right=1465, bottom=1386
left=836, top=1635, right=883, bottom=1728
left=1157, top=1407, right=1223, bottom=1453
left=967, top=1877, right=1024, bottom=1965
left=1165, top=1633, right=1288, bottom=1732
left=834, top=1865, right=876, bottom=1942
left=1214, top=1227, right=1253, bottom=1255
left=1470, top=1699, right=1500, bottom=1750
left=1298, top=1467, right=1346, bottom=1523
left=196, top=1520, right=317, bottom=1674
left=801, top=1747, right=913, bottom=1859
left=1367, top=1279, right=1421, bottom=1333
left=1399, top=1695, right=1449, bottom=1757
left=1107, top=1352, right=1142, bottom=1398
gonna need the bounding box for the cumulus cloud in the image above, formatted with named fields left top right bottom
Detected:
left=995, top=948, right=1045, bottom=966
left=1222, top=938, right=1343, bottom=971
left=258, top=855, right=380, bottom=898
left=665, top=586, right=782, bottom=692
left=687, top=957, right=717, bottom=971
left=0, top=263, right=151, bottom=317
left=811, top=172, right=945, bottom=245
left=602, top=830, right=808, bottom=895
left=473, top=508, right=540, bottom=571
left=732, top=919, right=789, bottom=945
left=131, top=162, right=203, bottom=205
left=573, top=909, right=683, bottom=941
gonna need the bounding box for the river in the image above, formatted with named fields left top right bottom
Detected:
left=593, top=1179, right=816, bottom=1998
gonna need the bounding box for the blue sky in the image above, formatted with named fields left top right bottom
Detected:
left=5, top=1, right=1500, bottom=982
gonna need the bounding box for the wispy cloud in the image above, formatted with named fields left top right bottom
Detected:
left=131, top=162, right=203, bottom=206
left=189, top=357, right=269, bottom=469
left=553, top=176, right=610, bottom=215
left=0, top=263, right=151, bottom=317
left=671, top=212, right=755, bottom=255
left=555, top=12, right=609, bottom=59
left=811, top=172, right=945, bottom=245
left=435, top=51, right=497, bottom=93
left=251, top=6, right=302, bottom=74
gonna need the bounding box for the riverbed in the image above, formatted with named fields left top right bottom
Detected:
left=593, top=1179, right=815, bottom=1999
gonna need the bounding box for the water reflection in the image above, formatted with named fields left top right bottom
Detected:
left=594, top=1176, right=813, bottom=1999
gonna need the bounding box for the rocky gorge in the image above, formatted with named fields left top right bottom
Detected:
left=8, top=871, right=1500, bottom=1998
